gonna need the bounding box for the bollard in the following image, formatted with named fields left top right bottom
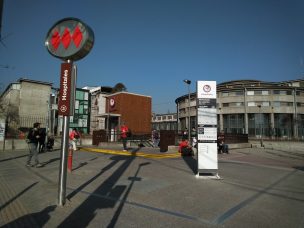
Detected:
left=68, top=147, right=73, bottom=173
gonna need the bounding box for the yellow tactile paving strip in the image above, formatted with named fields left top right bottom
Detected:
left=81, top=147, right=181, bottom=159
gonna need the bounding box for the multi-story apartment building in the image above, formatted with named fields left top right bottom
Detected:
left=151, top=113, right=177, bottom=131
left=176, top=79, right=304, bottom=139
left=0, top=78, right=53, bottom=134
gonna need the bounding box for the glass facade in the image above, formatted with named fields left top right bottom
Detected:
left=248, top=113, right=271, bottom=137
left=297, top=114, right=304, bottom=139
left=223, top=114, right=245, bottom=134
left=69, top=89, right=90, bottom=134
left=274, top=114, right=293, bottom=138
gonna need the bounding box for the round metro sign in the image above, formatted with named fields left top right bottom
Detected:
left=45, top=18, right=94, bottom=61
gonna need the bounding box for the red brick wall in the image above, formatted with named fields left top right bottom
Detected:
left=107, top=93, right=151, bottom=135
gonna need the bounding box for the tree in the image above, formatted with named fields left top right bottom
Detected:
left=0, top=97, right=20, bottom=138
left=112, top=83, right=127, bottom=93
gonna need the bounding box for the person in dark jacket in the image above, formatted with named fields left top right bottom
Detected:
left=38, top=128, right=46, bottom=153
left=26, top=122, right=43, bottom=167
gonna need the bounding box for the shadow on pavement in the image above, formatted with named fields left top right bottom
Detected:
left=60, top=154, right=137, bottom=227
left=0, top=154, right=28, bottom=163
left=0, top=182, right=38, bottom=212
left=182, top=155, right=197, bottom=175
left=3, top=205, right=56, bottom=227
left=108, top=162, right=150, bottom=227
left=72, top=162, right=88, bottom=171
left=42, top=157, right=60, bottom=166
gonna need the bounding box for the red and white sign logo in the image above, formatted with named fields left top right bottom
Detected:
left=51, top=27, right=83, bottom=50
left=197, top=81, right=216, bottom=99
left=203, top=85, right=211, bottom=93
left=110, top=98, right=115, bottom=107
left=45, top=18, right=94, bottom=61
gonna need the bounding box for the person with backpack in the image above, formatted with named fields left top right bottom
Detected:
left=26, top=122, right=43, bottom=167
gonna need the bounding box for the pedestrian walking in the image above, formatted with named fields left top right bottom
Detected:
left=120, top=122, right=129, bottom=151
left=152, top=129, right=160, bottom=147
left=182, top=128, right=188, bottom=140
left=69, top=128, right=80, bottom=151
left=191, top=127, right=197, bottom=147
left=26, top=122, right=43, bottom=167
left=38, top=128, right=46, bottom=153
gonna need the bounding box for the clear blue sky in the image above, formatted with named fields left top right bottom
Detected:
left=1, top=0, right=304, bottom=114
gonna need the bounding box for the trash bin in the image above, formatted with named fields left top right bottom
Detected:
left=92, top=130, right=107, bottom=145
left=159, top=130, right=175, bottom=152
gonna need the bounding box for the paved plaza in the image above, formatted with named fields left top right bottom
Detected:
left=0, top=143, right=304, bottom=227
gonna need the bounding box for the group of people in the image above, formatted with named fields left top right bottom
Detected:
left=26, top=122, right=81, bottom=168
left=178, top=127, right=197, bottom=156
left=179, top=128, right=229, bottom=156
left=217, top=133, right=229, bottom=154
left=26, top=122, right=44, bottom=167
left=26, top=122, right=56, bottom=167
left=26, top=121, right=228, bottom=165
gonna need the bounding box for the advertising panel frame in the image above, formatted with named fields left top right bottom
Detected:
left=196, top=81, right=218, bottom=176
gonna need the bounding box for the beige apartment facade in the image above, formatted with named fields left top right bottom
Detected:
left=176, top=79, right=304, bottom=140
left=1, top=78, right=53, bottom=134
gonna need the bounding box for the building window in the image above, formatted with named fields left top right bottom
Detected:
left=226, top=91, right=244, bottom=96
left=76, top=90, right=84, bottom=100
left=234, top=102, right=244, bottom=107
left=235, top=91, right=244, bottom=96
left=273, top=90, right=292, bottom=95
left=248, top=113, right=271, bottom=137
left=75, top=100, right=79, bottom=109
left=297, top=103, right=304, bottom=107
left=157, top=116, right=161, bottom=121
left=274, top=114, right=293, bottom=137
left=12, top=84, right=21, bottom=90
left=162, top=116, right=167, bottom=120
left=223, top=102, right=244, bottom=107
left=168, top=115, right=172, bottom=120
left=84, top=92, right=89, bottom=100
left=273, top=102, right=293, bottom=107
left=222, top=92, right=229, bottom=97
left=262, top=90, right=269, bottom=95
left=223, top=114, right=245, bottom=134
left=248, top=102, right=255, bottom=106
left=262, top=102, right=270, bottom=107
left=247, top=91, right=254, bottom=96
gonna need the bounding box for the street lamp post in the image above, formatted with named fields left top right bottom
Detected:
left=105, top=97, right=110, bottom=142
left=257, top=104, right=264, bottom=147
left=183, top=79, right=191, bottom=141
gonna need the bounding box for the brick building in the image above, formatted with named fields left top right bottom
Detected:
left=106, top=92, right=152, bottom=135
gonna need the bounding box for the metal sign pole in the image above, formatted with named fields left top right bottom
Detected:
left=58, top=114, right=70, bottom=206
left=45, top=17, right=94, bottom=206
left=58, top=60, right=76, bottom=206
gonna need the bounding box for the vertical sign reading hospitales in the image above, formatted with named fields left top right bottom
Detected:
left=45, top=18, right=94, bottom=206
left=197, top=81, right=218, bottom=175
left=58, top=63, right=72, bottom=116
